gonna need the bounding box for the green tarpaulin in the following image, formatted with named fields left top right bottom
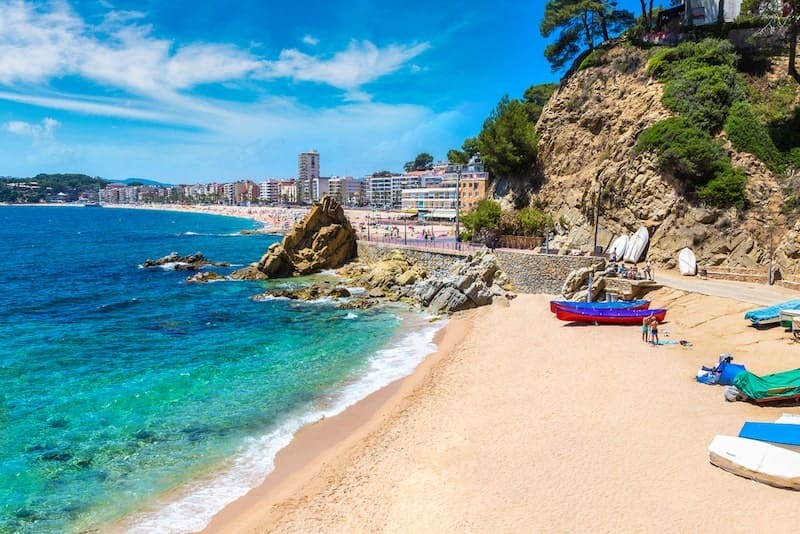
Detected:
left=734, top=368, right=800, bottom=401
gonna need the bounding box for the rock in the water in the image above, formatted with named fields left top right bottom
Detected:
left=235, top=195, right=356, bottom=279
left=186, top=271, right=225, bottom=283
left=143, top=252, right=224, bottom=270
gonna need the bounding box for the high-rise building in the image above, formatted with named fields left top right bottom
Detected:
left=297, top=150, right=319, bottom=203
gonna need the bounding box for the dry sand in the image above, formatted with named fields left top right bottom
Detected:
left=201, top=287, right=800, bottom=533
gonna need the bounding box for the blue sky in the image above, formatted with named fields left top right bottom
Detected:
left=0, top=0, right=646, bottom=184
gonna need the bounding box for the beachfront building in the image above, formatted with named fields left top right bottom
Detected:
left=367, top=171, right=443, bottom=208
left=297, top=150, right=319, bottom=204
left=458, top=153, right=489, bottom=212
left=276, top=179, right=298, bottom=204
left=400, top=187, right=458, bottom=221
left=329, top=176, right=366, bottom=206
left=312, top=176, right=330, bottom=201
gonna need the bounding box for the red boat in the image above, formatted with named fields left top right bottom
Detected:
left=548, top=299, right=650, bottom=314
left=555, top=307, right=667, bottom=324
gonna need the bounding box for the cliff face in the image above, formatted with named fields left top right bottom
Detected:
left=507, top=46, right=800, bottom=275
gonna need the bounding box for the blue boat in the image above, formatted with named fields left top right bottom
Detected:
left=744, top=299, right=800, bottom=327
left=549, top=299, right=649, bottom=314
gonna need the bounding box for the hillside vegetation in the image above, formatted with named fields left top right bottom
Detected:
left=457, top=35, right=800, bottom=276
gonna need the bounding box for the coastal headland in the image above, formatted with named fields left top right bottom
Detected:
left=115, top=203, right=800, bottom=532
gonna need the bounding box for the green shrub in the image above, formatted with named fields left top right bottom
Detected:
left=725, top=101, right=784, bottom=172
left=662, top=64, right=743, bottom=132
left=647, top=38, right=738, bottom=80
left=516, top=207, right=553, bottom=237
left=637, top=116, right=726, bottom=183
left=578, top=50, right=605, bottom=71
left=460, top=199, right=502, bottom=232
left=698, top=164, right=748, bottom=208
left=788, top=148, right=800, bottom=170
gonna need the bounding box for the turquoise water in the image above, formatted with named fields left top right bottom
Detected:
left=0, top=206, right=439, bottom=533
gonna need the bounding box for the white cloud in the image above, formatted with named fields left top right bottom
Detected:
left=4, top=117, right=61, bottom=139
left=261, top=40, right=430, bottom=95
left=302, top=35, right=319, bottom=46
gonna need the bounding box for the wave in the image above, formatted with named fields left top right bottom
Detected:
left=124, top=313, right=445, bottom=533
left=179, top=231, right=256, bottom=237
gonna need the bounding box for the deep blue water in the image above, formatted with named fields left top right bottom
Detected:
left=0, top=206, right=438, bottom=533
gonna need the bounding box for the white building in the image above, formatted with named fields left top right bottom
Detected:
left=298, top=150, right=319, bottom=203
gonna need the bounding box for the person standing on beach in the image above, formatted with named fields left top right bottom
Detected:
left=642, top=315, right=650, bottom=343
left=650, top=318, right=659, bottom=345
left=645, top=260, right=652, bottom=280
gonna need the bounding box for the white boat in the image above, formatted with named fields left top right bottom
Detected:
left=609, top=234, right=628, bottom=260
left=708, top=434, right=800, bottom=490
left=678, top=247, right=697, bottom=276
left=780, top=308, right=800, bottom=328
left=623, top=227, right=649, bottom=263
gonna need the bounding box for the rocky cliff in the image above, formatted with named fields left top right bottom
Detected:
left=499, top=46, right=800, bottom=277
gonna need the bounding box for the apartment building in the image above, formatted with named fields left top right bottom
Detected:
left=298, top=150, right=319, bottom=204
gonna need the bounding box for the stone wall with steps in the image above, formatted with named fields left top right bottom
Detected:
left=357, top=243, right=601, bottom=294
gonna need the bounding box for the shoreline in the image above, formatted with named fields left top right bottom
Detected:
left=202, top=318, right=469, bottom=532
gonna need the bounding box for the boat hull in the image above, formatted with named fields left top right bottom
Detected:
left=549, top=300, right=650, bottom=314
left=709, top=435, right=800, bottom=490
left=555, top=307, right=667, bottom=324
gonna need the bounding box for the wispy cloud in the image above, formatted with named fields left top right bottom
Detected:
left=261, top=40, right=430, bottom=99
left=0, top=2, right=429, bottom=104
left=302, top=35, right=319, bottom=46
left=4, top=117, right=60, bottom=140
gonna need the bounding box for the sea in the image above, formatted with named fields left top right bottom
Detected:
left=0, top=205, right=442, bottom=533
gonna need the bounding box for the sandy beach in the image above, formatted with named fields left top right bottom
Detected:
left=195, top=284, right=800, bottom=533
left=103, top=202, right=800, bottom=531
left=105, top=203, right=456, bottom=241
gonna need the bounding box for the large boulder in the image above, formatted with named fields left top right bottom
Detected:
left=234, top=196, right=357, bottom=279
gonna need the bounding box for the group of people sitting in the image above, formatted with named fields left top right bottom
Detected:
left=609, top=250, right=653, bottom=281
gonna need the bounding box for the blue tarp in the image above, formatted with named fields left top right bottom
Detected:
left=739, top=422, right=800, bottom=446
left=744, top=299, right=800, bottom=325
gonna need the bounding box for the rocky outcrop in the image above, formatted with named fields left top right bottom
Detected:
left=252, top=282, right=353, bottom=302
left=142, top=252, right=228, bottom=270
left=233, top=196, right=357, bottom=279
left=340, top=249, right=514, bottom=314
left=500, top=46, right=800, bottom=275
left=186, top=271, right=225, bottom=283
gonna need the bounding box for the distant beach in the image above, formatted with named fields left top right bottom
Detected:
left=105, top=203, right=458, bottom=242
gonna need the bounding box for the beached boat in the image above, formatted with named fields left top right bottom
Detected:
left=678, top=247, right=697, bottom=276
left=549, top=299, right=650, bottom=314
left=708, top=434, right=800, bottom=490
left=744, top=299, right=800, bottom=327
left=608, top=234, right=628, bottom=260
left=780, top=308, right=800, bottom=329
left=623, top=227, right=649, bottom=263
left=739, top=414, right=800, bottom=447
left=554, top=307, right=666, bottom=324
left=732, top=367, right=800, bottom=404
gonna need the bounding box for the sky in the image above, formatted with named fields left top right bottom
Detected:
left=0, top=0, right=645, bottom=184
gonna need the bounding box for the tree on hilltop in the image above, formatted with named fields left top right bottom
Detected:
left=403, top=152, right=434, bottom=172
left=540, top=0, right=634, bottom=71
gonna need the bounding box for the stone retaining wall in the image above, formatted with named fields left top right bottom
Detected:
left=357, top=243, right=602, bottom=294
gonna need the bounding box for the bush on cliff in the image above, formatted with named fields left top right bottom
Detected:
left=637, top=116, right=725, bottom=183
left=724, top=101, right=784, bottom=173
left=460, top=199, right=502, bottom=234
left=698, top=164, right=747, bottom=209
